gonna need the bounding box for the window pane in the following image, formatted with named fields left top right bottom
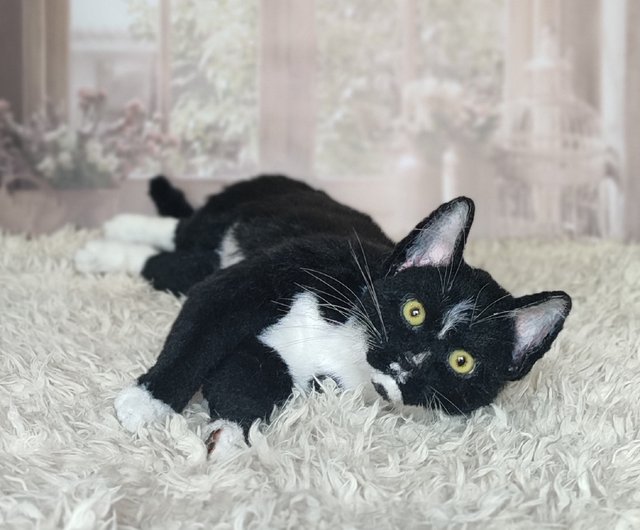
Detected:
left=168, top=1, right=259, bottom=178
left=69, top=0, right=258, bottom=182
left=70, top=0, right=158, bottom=126
left=314, top=0, right=504, bottom=180
left=315, top=1, right=401, bottom=179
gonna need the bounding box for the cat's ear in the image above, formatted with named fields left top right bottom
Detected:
left=507, top=292, right=572, bottom=381
left=385, top=197, right=474, bottom=275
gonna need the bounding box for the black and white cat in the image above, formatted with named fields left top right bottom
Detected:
left=75, top=175, right=571, bottom=454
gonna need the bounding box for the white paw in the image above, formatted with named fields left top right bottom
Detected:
left=103, top=214, right=177, bottom=251
left=203, top=419, right=247, bottom=459
left=114, top=385, right=174, bottom=432
left=103, top=214, right=148, bottom=243
left=74, top=239, right=156, bottom=274
left=74, top=240, right=119, bottom=273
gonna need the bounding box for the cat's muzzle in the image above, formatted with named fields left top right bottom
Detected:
left=371, top=371, right=403, bottom=404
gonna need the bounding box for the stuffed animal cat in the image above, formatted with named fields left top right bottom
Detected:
left=75, top=175, right=571, bottom=454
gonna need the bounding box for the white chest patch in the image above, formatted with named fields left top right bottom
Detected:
left=218, top=225, right=244, bottom=269
left=258, top=292, right=373, bottom=391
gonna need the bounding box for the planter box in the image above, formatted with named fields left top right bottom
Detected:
left=0, top=180, right=222, bottom=235
left=1, top=174, right=451, bottom=240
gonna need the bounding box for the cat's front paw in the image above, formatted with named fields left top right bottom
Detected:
left=114, top=385, right=174, bottom=432
left=203, top=419, right=246, bottom=459
left=74, top=240, right=156, bottom=274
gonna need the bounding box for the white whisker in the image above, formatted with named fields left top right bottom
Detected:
left=471, top=293, right=512, bottom=325
left=350, top=236, right=388, bottom=342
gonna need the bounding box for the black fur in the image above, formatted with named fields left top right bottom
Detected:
left=149, top=175, right=194, bottom=218
left=131, top=175, right=571, bottom=433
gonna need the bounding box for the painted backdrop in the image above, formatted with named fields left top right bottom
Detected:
left=0, top=0, right=638, bottom=241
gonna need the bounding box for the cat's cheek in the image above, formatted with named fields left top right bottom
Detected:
left=365, top=350, right=387, bottom=373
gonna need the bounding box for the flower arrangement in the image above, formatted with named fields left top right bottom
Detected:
left=0, top=99, right=46, bottom=192
left=0, top=89, right=183, bottom=191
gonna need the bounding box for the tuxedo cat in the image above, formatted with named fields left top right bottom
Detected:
left=75, top=175, right=571, bottom=453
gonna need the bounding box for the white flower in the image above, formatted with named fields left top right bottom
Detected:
left=85, top=139, right=102, bottom=162
left=43, top=130, right=62, bottom=144
left=60, top=131, right=77, bottom=152
left=58, top=152, right=73, bottom=170
left=96, top=153, right=118, bottom=173
left=37, top=156, right=56, bottom=178
left=44, top=126, right=69, bottom=145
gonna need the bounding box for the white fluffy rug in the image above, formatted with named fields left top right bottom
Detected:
left=1, top=228, right=639, bottom=529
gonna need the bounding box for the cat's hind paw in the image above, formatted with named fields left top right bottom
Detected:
left=114, top=384, right=174, bottom=432
left=74, top=239, right=156, bottom=274
left=103, top=214, right=177, bottom=251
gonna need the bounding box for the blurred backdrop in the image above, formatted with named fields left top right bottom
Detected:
left=0, top=0, right=637, bottom=241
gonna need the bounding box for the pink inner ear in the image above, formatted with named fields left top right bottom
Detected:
left=396, top=201, right=470, bottom=272
left=513, top=298, right=568, bottom=362
left=397, top=243, right=451, bottom=271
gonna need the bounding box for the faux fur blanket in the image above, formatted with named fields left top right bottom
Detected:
left=1, top=228, right=639, bottom=529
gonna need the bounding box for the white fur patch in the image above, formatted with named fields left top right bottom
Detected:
left=411, top=352, right=429, bottom=366
left=371, top=371, right=403, bottom=403
left=203, top=419, right=247, bottom=460
left=114, top=385, right=173, bottom=432
left=74, top=240, right=157, bottom=274
left=438, top=298, right=474, bottom=339
left=259, top=292, right=372, bottom=391
left=389, top=362, right=410, bottom=384
left=218, top=225, right=244, bottom=269
left=103, top=214, right=178, bottom=251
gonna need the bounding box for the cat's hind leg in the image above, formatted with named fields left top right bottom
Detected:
left=141, top=250, right=219, bottom=295
left=76, top=232, right=218, bottom=295
left=75, top=213, right=179, bottom=274
left=74, top=239, right=157, bottom=274
left=103, top=213, right=178, bottom=251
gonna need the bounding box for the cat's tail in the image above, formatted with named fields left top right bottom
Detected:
left=149, top=175, right=194, bottom=218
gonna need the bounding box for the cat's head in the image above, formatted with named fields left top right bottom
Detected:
left=363, top=197, right=571, bottom=414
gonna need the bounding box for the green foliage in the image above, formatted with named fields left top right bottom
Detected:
left=316, top=1, right=402, bottom=177
left=0, top=97, right=117, bottom=190
left=125, top=0, right=504, bottom=178
left=317, top=0, right=504, bottom=177
left=416, top=0, right=504, bottom=89
left=127, top=0, right=258, bottom=176
left=0, top=92, right=185, bottom=190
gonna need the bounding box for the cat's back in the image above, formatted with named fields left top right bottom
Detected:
left=201, top=174, right=318, bottom=214
left=202, top=174, right=363, bottom=224
left=177, top=175, right=393, bottom=252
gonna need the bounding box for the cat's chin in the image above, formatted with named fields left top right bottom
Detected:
left=371, top=371, right=403, bottom=404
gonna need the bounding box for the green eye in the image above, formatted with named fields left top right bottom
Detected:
left=448, top=350, right=476, bottom=375
left=402, top=299, right=426, bottom=326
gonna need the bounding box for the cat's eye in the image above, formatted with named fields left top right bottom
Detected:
left=448, top=350, right=476, bottom=375
left=402, top=299, right=426, bottom=326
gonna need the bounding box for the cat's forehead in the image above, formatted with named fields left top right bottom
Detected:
left=382, top=264, right=507, bottom=306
